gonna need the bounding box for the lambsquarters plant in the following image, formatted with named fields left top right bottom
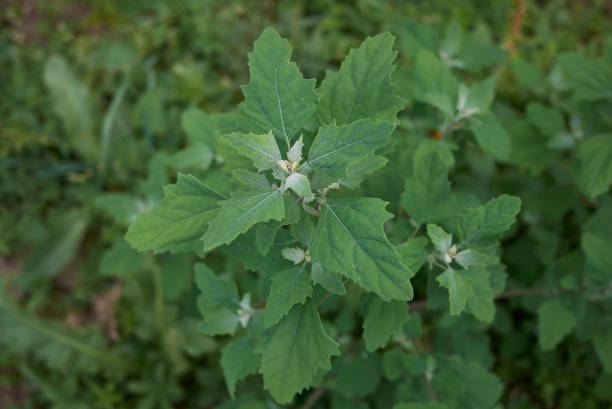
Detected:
left=126, top=27, right=521, bottom=405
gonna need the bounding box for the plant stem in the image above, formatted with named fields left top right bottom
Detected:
left=301, top=386, right=325, bottom=409
left=423, top=373, right=438, bottom=402
left=407, top=285, right=608, bottom=312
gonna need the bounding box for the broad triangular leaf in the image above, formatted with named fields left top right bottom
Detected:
left=582, top=199, right=612, bottom=283
left=397, top=237, right=429, bottom=273
left=577, top=133, right=612, bottom=198
left=427, top=224, right=453, bottom=253
left=255, top=222, right=279, bottom=256
left=402, top=145, right=451, bottom=224
left=471, top=113, right=511, bottom=161
left=316, top=32, right=405, bottom=125
left=195, top=263, right=241, bottom=336
left=125, top=174, right=225, bottom=254
left=457, top=194, right=521, bottom=246
left=465, top=266, right=495, bottom=323
left=264, top=264, right=313, bottom=328
left=437, top=267, right=472, bottom=315
left=285, top=173, right=313, bottom=200
left=257, top=300, right=339, bottom=403
left=361, top=294, right=409, bottom=351
left=240, top=27, right=318, bottom=146
left=311, top=197, right=413, bottom=301
left=593, top=330, right=612, bottom=373
left=305, top=120, right=395, bottom=188
left=233, top=169, right=271, bottom=190
left=459, top=76, right=496, bottom=115
left=203, top=189, right=285, bottom=251
left=558, top=52, right=612, bottom=101
left=410, top=50, right=457, bottom=116
left=311, top=263, right=346, bottom=295
left=538, top=299, right=576, bottom=350
left=526, top=102, right=566, bottom=138
left=220, top=337, right=260, bottom=399
left=221, top=132, right=282, bottom=173
left=339, top=155, right=389, bottom=188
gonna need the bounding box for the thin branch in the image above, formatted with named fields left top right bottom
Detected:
left=423, top=373, right=438, bottom=402
left=301, top=386, right=325, bottom=409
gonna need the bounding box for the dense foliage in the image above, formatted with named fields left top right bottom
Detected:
left=1, top=1, right=612, bottom=408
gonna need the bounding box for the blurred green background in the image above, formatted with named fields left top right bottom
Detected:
left=1, top=1, right=611, bottom=408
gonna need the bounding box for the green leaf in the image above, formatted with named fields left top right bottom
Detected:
left=311, top=197, right=413, bottom=301
left=397, top=237, right=429, bottom=273
left=526, top=102, right=566, bottom=137
left=195, top=263, right=241, bottom=336
left=459, top=76, right=496, bottom=116
left=99, top=237, right=146, bottom=277
left=315, top=32, right=405, bottom=125
left=582, top=232, right=612, bottom=283
left=285, top=173, right=313, bottom=200
left=281, top=247, right=305, bottom=264
left=427, top=224, right=453, bottom=253
left=203, top=189, right=285, bottom=251
left=577, top=134, right=612, bottom=198
left=264, top=264, right=313, bottom=328
left=393, top=17, right=439, bottom=59
left=558, top=52, right=612, bottom=101
left=125, top=174, right=225, bottom=255
left=593, top=330, right=612, bottom=373
left=382, top=350, right=408, bottom=381
left=339, top=155, right=389, bottom=189
left=181, top=107, right=217, bottom=146
left=257, top=300, right=339, bottom=403
left=506, top=120, right=556, bottom=173
left=401, top=145, right=451, bottom=224
left=221, top=132, right=282, bottom=173
left=311, top=263, right=346, bottom=295
left=458, top=31, right=507, bottom=73
left=440, top=20, right=463, bottom=60
left=94, top=193, right=141, bottom=226
left=465, top=266, right=495, bottom=323
left=361, top=294, right=409, bottom=351
left=306, top=120, right=395, bottom=188
left=457, top=194, right=521, bottom=246
left=437, top=267, right=472, bottom=315
left=511, top=58, right=546, bottom=91
left=233, top=169, right=271, bottom=190
left=433, top=358, right=502, bottom=409
left=286, top=136, right=304, bottom=163
left=454, top=249, right=487, bottom=269
left=410, top=50, right=457, bottom=116
left=290, top=213, right=315, bottom=247
left=220, top=337, right=260, bottom=399
left=538, top=299, right=576, bottom=351
left=43, top=55, right=97, bottom=161
left=240, top=27, right=318, bottom=146
left=582, top=199, right=612, bottom=283
left=197, top=309, right=241, bottom=336
left=255, top=222, right=278, bottom=256
left=471, top=113, right=511, bottom=161
left=168, top=144, right=214, bottom=172
left=224, top=230, right=294, bottom=276
left=22, top=209, right=89, bottom=280
left=281, top=195, right=302, bottom=225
